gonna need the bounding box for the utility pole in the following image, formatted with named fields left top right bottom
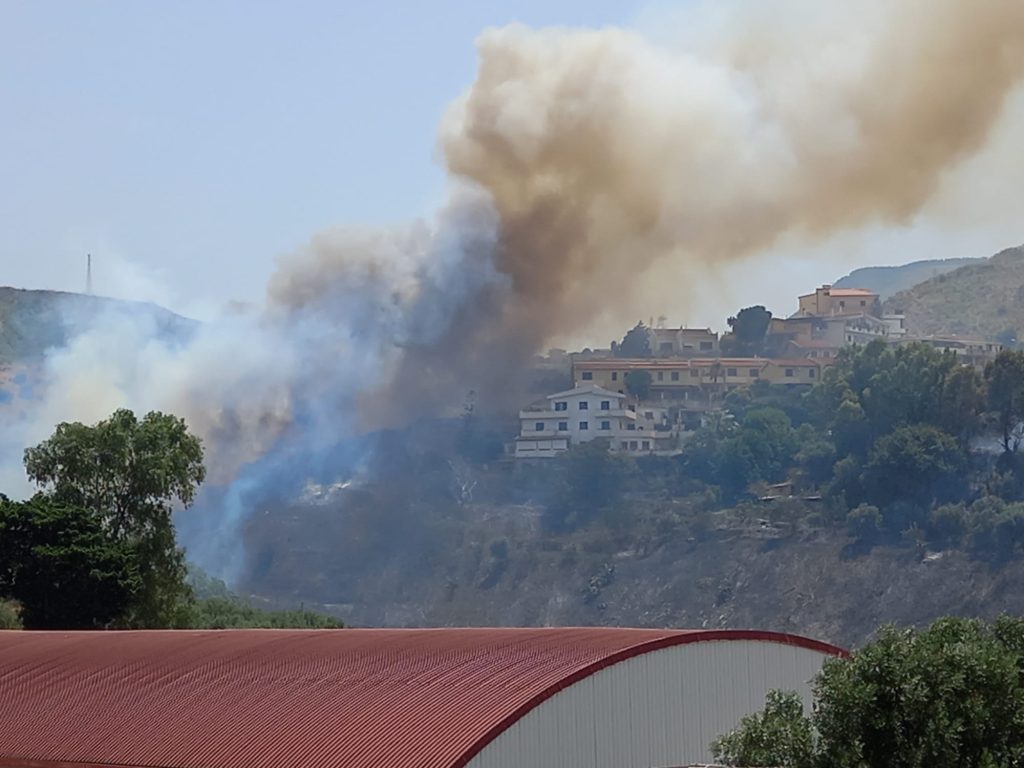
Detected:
left=86, top=254, right=93, bottom=295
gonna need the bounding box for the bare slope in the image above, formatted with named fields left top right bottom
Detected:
left=235, top=494, right=1024, bottom=650
left=883, top=246, right=1024, bottom=340
left=834, top=258, right=980, bottom=300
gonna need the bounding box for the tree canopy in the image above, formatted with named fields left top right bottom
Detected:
left=0, top=494, right=139, bottom=629
left=712, top=617, right=1024, bottom=768
left=726, top=306, right=773, bottom=355
left=22, top=409, right=206, bottom=627
left=615, top=322, right=653, bottom=358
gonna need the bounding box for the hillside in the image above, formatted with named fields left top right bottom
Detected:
left=884, top=245, right=1024, bottom=340
left=833, top=257, right=980, bottom=300
left=234, top=483, right=1024, bottom=650
left=0, top=287, right=195, bottom=365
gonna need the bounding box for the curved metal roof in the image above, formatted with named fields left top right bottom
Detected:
left=0, top=628, right=843, bottom=768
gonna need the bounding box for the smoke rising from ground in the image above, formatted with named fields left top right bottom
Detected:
left=2, top=0, right=1023, bottom=579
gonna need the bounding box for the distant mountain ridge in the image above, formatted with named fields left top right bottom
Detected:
left=0, top=286, right=196, bottom=366
left=833, top=258, right=981, bottom=300
left=883, top=245, right=1024, bottom=341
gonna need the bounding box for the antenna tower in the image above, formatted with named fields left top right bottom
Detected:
left=86, top=254, right=93, bottom=295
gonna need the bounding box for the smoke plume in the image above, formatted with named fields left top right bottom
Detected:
left=2, top=0, right=1022, bottom=579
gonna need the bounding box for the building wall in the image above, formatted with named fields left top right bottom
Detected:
left=467, top=638, right=831, bottom=768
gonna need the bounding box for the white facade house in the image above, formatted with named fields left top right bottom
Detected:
left=514, top=384, right=677, bottom=458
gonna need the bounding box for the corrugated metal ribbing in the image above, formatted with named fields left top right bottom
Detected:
left=0, top=628, right=843, bottom=768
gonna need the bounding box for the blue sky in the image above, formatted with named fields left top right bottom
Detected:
left=0, top=1, right=648, bottom=310
left=2, top=2, right=1022, bottom=328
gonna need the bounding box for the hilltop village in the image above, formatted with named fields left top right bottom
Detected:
left=515, top=283, right=1004, bottom=458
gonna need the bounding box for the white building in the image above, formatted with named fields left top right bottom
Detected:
left=514, top=384, right=677, bottom=458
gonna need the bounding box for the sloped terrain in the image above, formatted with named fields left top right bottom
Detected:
left=884, top=246, right=1024, bottom=340
left=0, top=287, right=195, bottom=366
left=834, top=257, right=980, bottom=300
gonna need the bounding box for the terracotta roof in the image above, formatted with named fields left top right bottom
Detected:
left=575, top=358, right=771, bottom=370
left=827, top=288, right=877, bottom=297
left=0, top=628, right=843, bottom=768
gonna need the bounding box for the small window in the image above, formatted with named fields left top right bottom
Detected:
left=535, top=422, right=544, bottom=431
left=555, top=401, right=567, bottom=411
left=644, top=411, right=654, bottom=419
left=659, top=341, right=673, bottom=352
left=642, top=440, right=650, bottom=450
left=785, top=368, right=794, bottom=378
left=671, top=371, right=680, bottom=381
left=621, top=441, right=630, bottom=450
left=629, top=441, right=639, bottom=450
left=860, top=300, right=866, bottom=307
left=700, top=341, right=713, bottom=351
left=600, top=400, right=610, bottom=410
left=611, top=372, right=618, bottom=381
left=581, top=371, right=593, bottom=380
left=839, top=301, right=845, bottom=309
left=579, top=401, right=589, bottom=410
left=749, top=369, right=759, bottom=378
left=657, top=371, right=664, bottom=381
left=600, top=420, right=611, bottom=430
left=627, top=423, right=636, bottom=431
left=727, top=368, right=738, bottom=376
left=809, top=369, right=817, bottom=379
left=579, top=421, right=589, bottom=431
left=558, top=421, right=568, bottom=431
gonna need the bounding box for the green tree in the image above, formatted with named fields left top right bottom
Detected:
left=985, top=350, right=1024, bottom=453
left=615, top=322, right=653, bottom=358
left=23, top=409, right=206, bottom=627
left=544, top=440, right=626, bottom=531
left=717, top=407, right=797, bottom=494
left=0, top=600, right=22, bottom=629
left=0, top=495, right=139, bottom=629
left=712, top=690, right=815, bottom=768
left=713, top=617, right=1024, bottom=768
left=726, top=306, right=773, bottom=355
left=860, top=424, right=966, bottom=512
left=624, top=369, right=652, bottom=400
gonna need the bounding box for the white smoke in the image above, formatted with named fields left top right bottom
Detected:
left=1, top=0, right=1022, bottom=581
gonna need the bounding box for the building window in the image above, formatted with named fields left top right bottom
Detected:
left=860, top=300, right=866, bottom=307
left=629, top=441, right=639, bottom=450
left=671, top=371, right=680, bottom=381
left=642, top=440, right=650, bottom=450
left=535, top=422, right=544, bottom=431
left=579, top=421, right=589, bottom=431
left=579, top=401, right=588, bottom=410
left=809, top=369, right=817, bottom=379
left=611, top=372, right=618, bottom=381
left=581, top=371, right=593, bottom=380
left=659, top=342, right=674, bottom=353
left=600, top=400, right=610, bottom=410
left=700, top=341, right=713, bottom=351
left=657, top=371, right=664, bottom=381
left=555, top=401, right=567, bottom=411
left=558, top=421, right=568, bottom=431
left=621, top=441, right=630, bottom=450
left=644, top=411, right=654, bottom=419
left=727, top=368, right=737, bottom=376
left=839, top=301, right=845, bottom=309
left=785, top=368, right=794, bottom=377
left=749, top=369, right=759, bottom=377
left=627, top=423, right=636, bottom=431
left=600, top=420, right=611, bottom=430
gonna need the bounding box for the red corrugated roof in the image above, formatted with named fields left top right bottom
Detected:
left=0, top=628, right=843, bottom=768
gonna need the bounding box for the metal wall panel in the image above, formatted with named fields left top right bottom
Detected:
left=467, top=639, right=829, bottom=768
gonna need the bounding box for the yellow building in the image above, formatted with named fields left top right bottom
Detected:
left=797, top=285, right=880, bottom=317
